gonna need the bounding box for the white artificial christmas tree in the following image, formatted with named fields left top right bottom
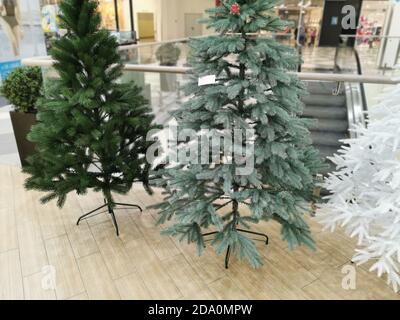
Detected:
left=319, top=85, right=400, bottom=292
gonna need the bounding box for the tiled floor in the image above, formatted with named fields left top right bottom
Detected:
left=0, top=164, right=399, bottom=300
left=302, top=46, right=337, bottom=70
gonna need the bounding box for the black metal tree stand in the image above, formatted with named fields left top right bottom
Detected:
left=203, top=228, right=269, bottom=269
left=76, top=199, right=142, bottom=236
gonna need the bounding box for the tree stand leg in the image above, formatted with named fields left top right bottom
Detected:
left=76, top=199, right=143, bottom=236
left=225, top=246, right=231, bottom=269
left=236, top=228, right=269, bottom=245
left=108, top=206, right=120, bottom=237
left=202, top=229, right=269, bottom=269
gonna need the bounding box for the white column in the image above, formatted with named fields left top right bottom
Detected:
left=378, top=1, right=400, bottom=69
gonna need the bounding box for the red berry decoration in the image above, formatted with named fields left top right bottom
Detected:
left=230, top=2, right=241, bottom=15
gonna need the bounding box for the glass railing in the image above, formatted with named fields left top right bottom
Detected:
left=120, top=69, right=190, bottom=125
left=116, top=33, right=296, bottom=123
left=111, top=30, right=137, bottom=46
left=300, top=46, right=338, bottom=71
left=334, top=45, right=356, bottom=73
left=28, top=33, right=400, bottom=128
left=338, top=35, right=400, bottom=109
left=119, top=39, right=191, bottom=67
left=40, top=63, right=190, bottom=126
left=339, top=35, right=400, bottom=77
left=3, top=36, right=397, bottom=168
left=119, top=33, right=296, bottom=67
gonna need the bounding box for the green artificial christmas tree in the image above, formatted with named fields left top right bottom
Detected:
left=151, top=0, right=324, bottom=267
left=24, top=0, right=157, bottom=235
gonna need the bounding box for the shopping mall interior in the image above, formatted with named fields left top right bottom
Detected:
left=0, top=0, right=400, bottom=302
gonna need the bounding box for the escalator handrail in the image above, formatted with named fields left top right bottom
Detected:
left=353, top=48, right=368, bottom=114
left=333, top=46, right=368, bottom=129
left=333, top=45, right=367, bottom=138
left=334, top=46, right=368, bottom=117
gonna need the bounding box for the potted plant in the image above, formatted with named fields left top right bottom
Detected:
left=155, top=43, right=182, bottom=94
left=155, top=42, right=182, bottom=66
left=0, top=66, right=43, bottom=166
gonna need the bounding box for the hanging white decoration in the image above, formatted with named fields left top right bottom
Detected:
left=319, top=85, right=400, bottom=292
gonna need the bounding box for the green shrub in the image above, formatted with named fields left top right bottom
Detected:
left=155, top=43, right=181, bottom=66
left=0, top=66, right=43, bottom=113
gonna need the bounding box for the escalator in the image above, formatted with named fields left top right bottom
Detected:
left=301, top=48, right=367, bottom=174
left=302, top=81, right=348, bottom=173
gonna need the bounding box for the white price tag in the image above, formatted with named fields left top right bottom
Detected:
left=198, top=75, right=216, bottom=86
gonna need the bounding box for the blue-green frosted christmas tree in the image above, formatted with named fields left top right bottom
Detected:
left=152, top=0, right=324, bottom=267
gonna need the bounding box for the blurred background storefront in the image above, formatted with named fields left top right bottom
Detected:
left=275, top=0, right=390, bottom=48
left=276, top=0, right=324, bottom=46
left=356, top=1, right=390, bottom=47
left=1, top=0, right=399, bottom=89
left=40, top=0, right=137, bottom=46
left=38, top=0, right=216, bottom=45
left=10, top=1, right=398, bottom=50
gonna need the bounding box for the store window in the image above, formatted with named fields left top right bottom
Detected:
left=357, top=1, right=389, bottom=48
left=39, top=0, right=136, bottom=46
left=98, top=0, right=117, bottom=31
left=276, top=0, right=324, bottom=47
left=117, top=0, right=134, bottom=32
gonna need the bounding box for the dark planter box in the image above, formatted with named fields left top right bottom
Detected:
left=9, top=111, right=37, bottom=167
